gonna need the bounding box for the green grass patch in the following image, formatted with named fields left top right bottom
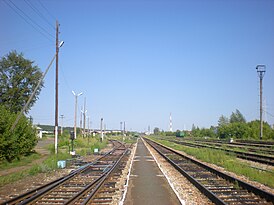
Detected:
left=0, top=152, right=41, bottom=170
left=151, top=137, right=274, bottom=188
left=0, top=152, right=71, bottom=187
left=0, top=170, right=28, bottom=186
left=0, top=135, right=110, bottom=187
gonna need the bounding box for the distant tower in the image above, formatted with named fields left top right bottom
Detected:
left=169, top=113, right=173, bottom=132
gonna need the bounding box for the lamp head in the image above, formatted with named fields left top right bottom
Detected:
left=59, top=41, right=64, bottom=48
left=256, top=65, right=266, bottom=72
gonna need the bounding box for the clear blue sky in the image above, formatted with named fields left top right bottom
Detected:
left=1, top=0, right=274, bottom=132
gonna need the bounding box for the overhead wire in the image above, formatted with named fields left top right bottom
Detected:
left=38, top=0, right=56, bottom=21
left=263, top=109, right=274, bottom=118
left=23, top=0, right=55, bottom=31
left=3, top=0, right=55, bottom=42
left=8, top=0, right=55, bottom=38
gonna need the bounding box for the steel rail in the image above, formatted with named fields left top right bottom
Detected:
left=168, top=139, right=274, bottom=166
left=189, top=139, right=274, bottom=155
left=66, top=147, right=128, bottom=204
left=144, top=137, right=274, bottom=204
left=185, top=138, right=274, bottom=148
left=1, top=140, right=125, bottom=205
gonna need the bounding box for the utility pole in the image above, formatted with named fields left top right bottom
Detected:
left=123, top=121, right=126, bottom=141
left=54, top=20, right=59, bottom=155
left=87, top=115, right=90, bottom=144
left=80, top=106, right=83, bottom=136
left=60, top=114, right=64, bottom=135
left=72, top=91, right=83, bottom=140
left=101, top=118, right=104, bottom=142
left=120, top=121, right=123, bottom=135
left=256, top=65, right=266, bottom=140
left=169, top=112, right=173, bottom=132
left=83, top=97, right=86, bottom=137
left=123, top=121, right=126, bottom=135
left=88, top=116, right=90, bottom=135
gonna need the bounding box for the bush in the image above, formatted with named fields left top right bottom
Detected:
left=0, top=105, right=37, bottom=162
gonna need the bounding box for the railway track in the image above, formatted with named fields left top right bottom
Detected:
left=167, top=139, right=274, bottom=166
left=186, top=139, right=274, bottom=155
left=144, top=137, right=274, bottom=205
left=1, top=140, right=130, bottom=205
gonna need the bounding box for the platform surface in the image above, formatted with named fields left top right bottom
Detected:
left=124, top=138, right=181, bottom=205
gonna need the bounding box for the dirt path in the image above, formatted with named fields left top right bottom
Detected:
left=0, top=138, right=53, bottom=177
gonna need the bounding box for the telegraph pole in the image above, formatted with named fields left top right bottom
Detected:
left=256, top=65, right=266, bottom=140
left=60, top=114, right=64, bottom=135
left=54, top=20, right=59, bottom=155
left=101, top=118, right=104, bottom=142
left=123, top=121, right=126, bottom=135
left=72, top=91, right=83, bottom=139
left=80, top=106, right=83, bottom=136
left=83, top=97, right=86, bottom=137
left=169, top=112, right=173, bottom=132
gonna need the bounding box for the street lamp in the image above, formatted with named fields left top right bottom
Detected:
left=256, top=65, right=266, bottom=140
left=72, top=91, right=83, bottom=140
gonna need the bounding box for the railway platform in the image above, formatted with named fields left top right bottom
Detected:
left=124, top=138, right=181, bottom=205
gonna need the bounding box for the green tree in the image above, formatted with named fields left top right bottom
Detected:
left=218, top=122, right=249, bottom=139
left=230, top=109, right=246, bottom=123
left=0, top=51, right=43, bottom=113
left=0, top=105, right=37, bottom=162
left=191, top=125, right=201, bottom=137
left=153, top=127, right=160, bottom=135
left=218, top=115, right=229, bottom=126
left=246, top=120, right=274, bottom=140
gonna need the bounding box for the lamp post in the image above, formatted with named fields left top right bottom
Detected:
left=256, top=65, right=266, bottom=140
left=72, top=91, right=83, bottom=140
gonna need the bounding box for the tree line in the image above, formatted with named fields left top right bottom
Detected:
left=154, top=109, right=274, bottom=140
left=0, top=51, right=43, bottom=162
left=191, top=109, right=274, bottom=140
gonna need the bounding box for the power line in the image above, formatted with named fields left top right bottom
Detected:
left=263, top=109, right=274, bottom=118
left=38, top=0, right=56, bottom=21
left=8, top=0, right=55, bottom=38
left=24, top=0, right=55, bottom=31
left=3, top=0, right=55, bottom=42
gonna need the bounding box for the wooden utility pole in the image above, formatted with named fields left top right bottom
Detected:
left=54, top=20, right=59, bottom=154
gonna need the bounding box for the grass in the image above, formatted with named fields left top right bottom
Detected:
left=151, top=137, right=274, bottom=188
left=0, top=152, right=70, bottom=187
left=0, top=152, right=41, bottom=170
left=0, top=135, right=108, bottom=187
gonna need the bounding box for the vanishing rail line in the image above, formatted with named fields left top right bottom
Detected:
left=2, top=140, right=128, bottom=205
left=167, top=139, right=274, bottom=166
left=185, top=138, right=274, bottom=155
left=144, top=137, right=274, bottom=205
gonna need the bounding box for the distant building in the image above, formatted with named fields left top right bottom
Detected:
left=36, top=126, right=43, bottom=138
